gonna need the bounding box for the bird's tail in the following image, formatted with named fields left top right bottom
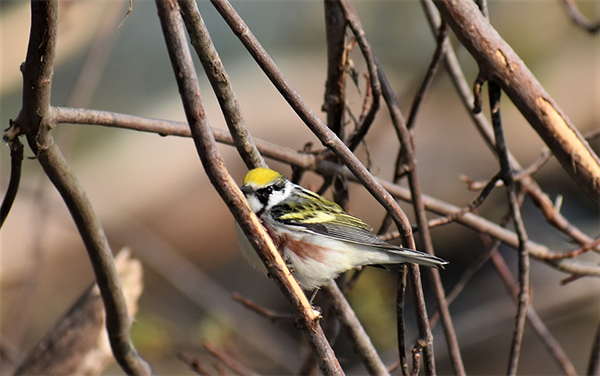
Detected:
left=373, top=246, right=448, bottom=269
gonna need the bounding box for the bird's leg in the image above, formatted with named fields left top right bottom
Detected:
left=309, top=288, right=320, bottom=304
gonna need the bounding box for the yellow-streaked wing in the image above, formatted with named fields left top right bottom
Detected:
left=270, top=186, right=394, bottom=248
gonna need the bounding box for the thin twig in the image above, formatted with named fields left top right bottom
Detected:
left=0, top=135, right=23, bottom=229
left=406, top=21, right=449, bottom=130
left=204, top=341, right=259, bottom=376
left=560, top=0, right=600, bottom=33
left=488, top=81, right=530, bottom=376
left=540, top=237, right=600, bottom=260
left=377, top=49, right=466, bottom=376
left=177, top=352, right=215, bottom=376
left=231, top=293, right=295, bottom=323
left=321, top=280, right=390, bottom=376
left=428, top=171, right=501, bottom=228
left=489, top=249, right=578, bottom=376
left=337, top=0, right=381, bottom=152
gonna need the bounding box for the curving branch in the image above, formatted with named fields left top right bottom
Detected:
left=11, top=2, right=152, bottom=374
left=376, top=57, right=465, bottom=376
left=0, top=135, right=23, bottom=229
left=560, top=0, right=600, bottom=33
left=208, top=0, right=417, bottom=252
left=433, top=0, right=600, bottom=207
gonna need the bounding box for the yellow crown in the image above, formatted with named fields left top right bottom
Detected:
left=243, top=167, right=283, bottom=186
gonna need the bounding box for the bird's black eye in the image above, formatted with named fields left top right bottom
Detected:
left=256, top=186, right=273, bottom=205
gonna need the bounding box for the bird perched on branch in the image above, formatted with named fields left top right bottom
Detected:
left=236, top=167, right=448, bottom=291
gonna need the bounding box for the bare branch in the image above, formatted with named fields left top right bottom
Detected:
left=232, top=293, right=295, bottom=323
left=406, top=21, right=449, bottom=130
left=377, top=49, right=466, bottom=376
left=560, top=0, right=600, bottom=33
left=204, top=341, right=259, bottom=376
left=0, top=135, right=23, bottom=229
left=154, top=2, right=342, bottom=375
left=12, top=2, right=152, bottom=374
left=50, top=108, right=598, bottom=276
left=35, top=133, right=153, bottom=375
left=421, top=0, right=600, bottom=251
left=336, top=0, right=381, bottom=152
left=323, top=0, right=348, bottom=138
left=321, top=280, right=389, bottom=376
left=488, top=82, right=530, bottom=375
left=434, top=0, right=600, bottom=206
left=489, top=249, right=578, bottom=376
left=208, top=0, right=415, bottom=252
left=178, top=352, right=215, bottom=376
left=177, top=0, right=265, bottom=170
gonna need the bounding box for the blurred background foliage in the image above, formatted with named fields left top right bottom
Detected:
left=1, top=0, right=598, bottom=374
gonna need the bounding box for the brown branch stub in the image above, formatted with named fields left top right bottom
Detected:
left=14, top=250, right=144, bottom=375
left=434, top=0, right=600, bottom=206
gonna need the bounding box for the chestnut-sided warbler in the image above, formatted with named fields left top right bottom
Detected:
left=236, top=167, right=448, bottom=290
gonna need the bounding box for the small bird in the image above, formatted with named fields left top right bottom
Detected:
left=236, top=167, right=448, bottom=291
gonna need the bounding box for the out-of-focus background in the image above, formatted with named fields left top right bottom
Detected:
left=1, top=0, right=598, bottom=374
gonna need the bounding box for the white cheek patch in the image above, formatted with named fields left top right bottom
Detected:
left=246, top=194, right=263, bottom=213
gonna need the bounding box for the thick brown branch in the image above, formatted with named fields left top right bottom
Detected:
left=433, top=0, right=600, bottom=206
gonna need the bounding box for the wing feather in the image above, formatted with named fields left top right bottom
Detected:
left=270, top=187, right=394, bottom=249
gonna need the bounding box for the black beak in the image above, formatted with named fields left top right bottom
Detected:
left=240, top=186, right=253, bottom=197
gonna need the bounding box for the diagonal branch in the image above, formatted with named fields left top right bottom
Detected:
left=154, top=2, right=342, bottom=375
left=433, top=0, right=600, bottom=206
left=177, top=0, right=265, bottom=170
